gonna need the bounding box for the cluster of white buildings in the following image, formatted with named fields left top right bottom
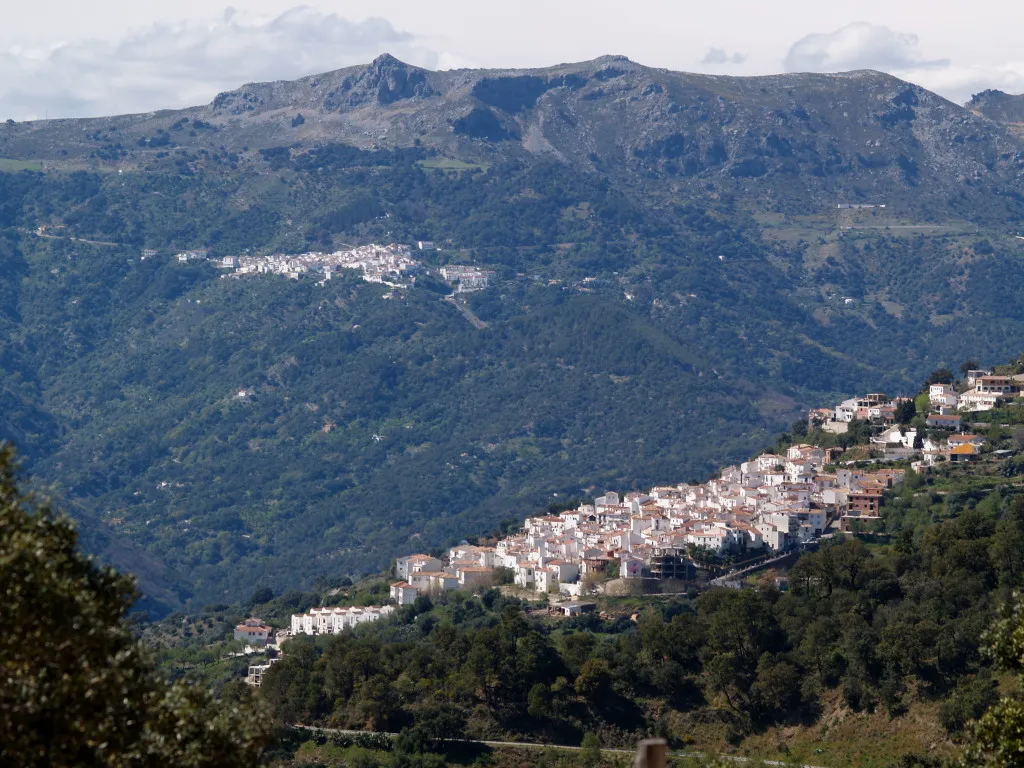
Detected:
left=216, top=243, right=422, bottom=286
left=389, top=376, right=1019, bottom=602
left=171, top=242, right=503, bottom=295
left=390, top=440, right=909, bottom=600
left=390, top=548, right=499, bottom=603
left=810, top=391, right=905, bottom=433
left=289, top=604, right=396, bottom=636
left=810, top=375, right=1022, bottom=467
left=813, top=374, right=1023, bottom=434
left=175, top=248, right=209, bottom=262
left=439, top=265, right=496, bottom=293
left=941, top=373, right=1023, bottom=413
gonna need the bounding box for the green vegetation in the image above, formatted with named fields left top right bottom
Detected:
left=3, top=84, right=1024, bottom=609
left=0, top=157, right=43, bottom=172
left=0, top=444, right=269, bottom=766
left=249, top=489, right=1021, bottom=764
left=417, top=157, right=489, bottom=172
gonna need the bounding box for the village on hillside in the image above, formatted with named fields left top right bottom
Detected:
left=388, top=368, right=1024, bottom=605
left=236, top=365, right=1024, bottom=685
left=168, top=242, right=496, bottom=293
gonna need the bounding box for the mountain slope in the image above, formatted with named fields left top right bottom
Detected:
left=968, top=89, right=1024, bottom=135
left=1, top=57, right=1024, bottom=604
left=4, top=55, right=1023, bottom=218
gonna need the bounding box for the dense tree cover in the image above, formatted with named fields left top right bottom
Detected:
left=260, top=493, right=1024, bottom=750
left=4, top=145, right=1024, bottom=605
left=967, top=594, right=1024, bottom=766
left=0, top=444, right=270, bottom=766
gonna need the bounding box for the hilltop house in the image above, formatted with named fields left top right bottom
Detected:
left=927, top=413, right=962, bottom=429
left=233, top=618, right=272, bottom=646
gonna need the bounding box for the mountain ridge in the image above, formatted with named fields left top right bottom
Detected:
left=4, top=54, right=1021, bottom=221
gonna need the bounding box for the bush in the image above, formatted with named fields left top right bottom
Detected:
left=940, top=675, right=999, bottom=735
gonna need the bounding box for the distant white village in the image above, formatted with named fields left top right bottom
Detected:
left=167, top=242, right=496, bottom=293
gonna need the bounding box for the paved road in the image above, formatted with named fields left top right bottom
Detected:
left=18, top=227, right=122, bottom=247
left=293, top=725, right=829, bottom=767
left=444, top=294, right=488, bottom=329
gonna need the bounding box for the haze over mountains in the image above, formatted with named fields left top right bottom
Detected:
left=1, top=55, right=1024, bottom=608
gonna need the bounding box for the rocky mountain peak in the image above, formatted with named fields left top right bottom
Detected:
left=321, top=53, right=435, bottom=110
left=967, top=88, right=1024, bottom=131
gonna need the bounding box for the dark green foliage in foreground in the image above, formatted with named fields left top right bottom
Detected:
left=0, top=444, right=270, bottom=767
left=967, top=595, right=1024, bottom=766
left=261, top=495, right=1024, bottom=747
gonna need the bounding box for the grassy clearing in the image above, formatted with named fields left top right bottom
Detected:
left=0, top=158, right=44, bottom=172
left=418, top=157, right=489, bottom=172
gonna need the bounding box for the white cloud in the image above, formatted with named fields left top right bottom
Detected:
left=784, top=22, right=948, bottom=74
left=902, top=63, right=1024, bottom=105
left=0, top=6, right=459, bottom=121
left=701, top=48, right=747, bottom=66
left=783, top=22, right=1024, bottom=104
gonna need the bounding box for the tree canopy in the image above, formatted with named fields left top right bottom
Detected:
left=0, top=444, right=271, bottom=767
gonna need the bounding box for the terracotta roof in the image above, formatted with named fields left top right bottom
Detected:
left=951, top=444, right=978, bottom=455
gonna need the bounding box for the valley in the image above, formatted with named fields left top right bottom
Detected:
left=1, top=55, right=1024, bottom=611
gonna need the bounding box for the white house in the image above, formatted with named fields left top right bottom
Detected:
left=390, top=582, right=419, bottom=605
left=290, top=605, right=395, bottom=636
left=515, top=563, right=537, bottom=587
left=535, top=567, right=558, bottom=593
left=929, top=384, right=959, bottom=410
left=408, top=570, right=458, bottom=593
left=870, top=425, right=917, bottom=449
left=234, top=618, right=272, bottom=646
left=396, top=554, right=445, bottom=580
left=457, top=567, right=493, bottom=588
left=619, top=554, right=645, bottom=579
left=965, top=370, right=992, bottom=388
left=835, top=398, right=859, bottom=422
left=544, top=560, right=580, bottom=583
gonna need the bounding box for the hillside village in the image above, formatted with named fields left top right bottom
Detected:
left=170, top=242, right=496, bottom=293
left=388, top=368, right=1024, bottom=604
left=234, top=358, right=1024, bottom=696
left=231, top=361, right=1024, bottom=684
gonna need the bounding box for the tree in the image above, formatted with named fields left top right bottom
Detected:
left=925, top=367, right=954, bottom=386
left=527, top=683, right=552, bottom=718
left=412, top=703, right=467, bottom=748
left=0, top=445, right=270, bottom=767
left=574, top=659, right=612, bottom=702
left=492, top=565, right=514, bottom=585
left=247, top=586, right=275, bottom=607
left=580, top=732, right=602, bottom=768
left=961, top=359, right=981, bottom=377
left=966, top=595, right=1024, bottom=765
left=750, top=654, right=802, bottom=721
left=895, top=398, right=916, bottom=425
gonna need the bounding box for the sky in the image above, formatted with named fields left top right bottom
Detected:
left=2, top=0, right=1024, bottom=120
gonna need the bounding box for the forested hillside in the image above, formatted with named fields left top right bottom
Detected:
left=148, top=383, right=1024, bottom=767
left=2, top=56, right=1024, bottom=607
